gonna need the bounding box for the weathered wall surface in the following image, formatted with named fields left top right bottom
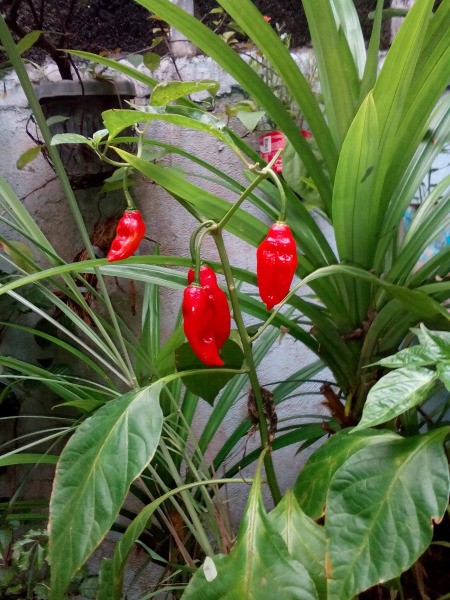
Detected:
left=0, top=52, right=327, bottom=514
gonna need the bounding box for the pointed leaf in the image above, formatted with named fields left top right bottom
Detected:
left=373, top=344, right=440, bottom=368
left=269, top=490, right=326, bottom=599
left=327, top=428, right=450, bottom=598
left=16, top=145, right=42, bottom=169
left=49, top=385, right=164, bottom=600
left=183, top=457, right=318, bottom=599
left=437, top=362, right=450, bottom=392
left=294, top=429, right=398, bottom=519
left=150, top=80, right=220, bottom=106
left=354, top=367, right=437, bottom=431
left=50, top=133, right=90, bottom=145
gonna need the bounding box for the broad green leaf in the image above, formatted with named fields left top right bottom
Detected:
left=354, top=367, right=437, bottom=431
left=50, top=133, right=90, bottom=145
left=183, top=457, right=319, bottom=599
left=16, top=146, right=42, bottom=169
left=150, top=80, right=220, bottom=106
left=327, top=428, right=450, bottom=598
left=49, top=385, right=164, bottom=600
left=269, top=490, right=326, bottom=600
left=175, top=339, right=244, bottom=405
left=294, top=429, right=398, bottom=519
left=373, top=344, right=439, bottom=368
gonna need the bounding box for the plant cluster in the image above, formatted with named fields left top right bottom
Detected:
left=0, top=0, right=449, bottom=598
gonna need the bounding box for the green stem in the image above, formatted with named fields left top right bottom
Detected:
left=122, top=169, right=137, bottom=210
left=188, top=220, right=216, bottom=282
left=212, top=231, right=281, bottom=505
left=266, top=169, right=287, bottom=222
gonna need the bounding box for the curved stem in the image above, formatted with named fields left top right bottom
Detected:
left=122, top=169, right=137, bottom=210
left=212, top=230, right=281, bottom=505
left=266, top=169, right=287, bottom=222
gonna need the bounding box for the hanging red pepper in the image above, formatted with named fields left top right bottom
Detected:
left=257, top=222, right=298, bottom=310
left=107, top=210, right=146, bottom=262
left=187, top=265, right=231, bottom=349
left=182, top=284, right=224, bottom=367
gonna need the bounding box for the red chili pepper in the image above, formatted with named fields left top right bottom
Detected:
left=187, top=265, right=231, bottom=349
left=257, top=222, right=298, bottom=310
left=107, top=210, right=146, bottom=262
left=182, top=284, right=224, bottom=366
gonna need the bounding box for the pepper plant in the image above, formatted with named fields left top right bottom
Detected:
left=0, top=0, right=449, bottom=598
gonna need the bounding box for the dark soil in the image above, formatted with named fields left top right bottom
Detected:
left=0, top=0, right=394, bottom=76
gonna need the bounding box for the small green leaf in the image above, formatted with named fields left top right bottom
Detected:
left=354, top=367, right=437, bottom=431
left=50, top=133, right=90, bottom=145
left=46, top=115, right=69, bottom=127
left=294, top=429, right=397, bottom=519
left=175, top=339, right=244, bottom=405
left=150, top=80, right=220, bottom=106
left=125, top=53, right=143, bottom=68
left=16, top=146, right=42, bottom=169
left=236, top=110, right=266, bottom=132
left=143, top=52, right=161, bottom=72
left=49, top=385, right=164, bottom=600
left=327, top=428, right=450, bottom=598
left=269, top=491, right=326, bottom=599
left=16, top=30, right=42, bottom=54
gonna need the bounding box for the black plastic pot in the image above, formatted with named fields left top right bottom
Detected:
left=35, top=79, right=135, bottom=189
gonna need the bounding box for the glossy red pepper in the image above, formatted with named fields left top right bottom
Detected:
left=182, top=284, right=224, bottom=367
left=107, top=210, right=146, bottom=262
left=257, top=222, right=298, bottom=311
left=187, top=265, right=231, bottom=349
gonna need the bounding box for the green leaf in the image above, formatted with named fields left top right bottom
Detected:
left=183, top=456, right=319, bottom=599
left=175, top=339, right=244, bottom=405
left=49, top=385, right=164, bottom=600
left=268, top=490, right=326, bottom=600
left=436, top=362, right=450, bottom=393
left=0, top=240, right=35, bottom=273
left=150, top=80, right=220, bottom=106
left=143, top=52, right=161, bottom=72
left=16, top=145, right=42, bottom=169
left=415, top=324, right=450, bottom=362
left=125, top=53, right=143, bottom=68
left=293, top=429, right=398, bottom=519
left=235, top=110, right=266, bottom=132
left=332, top=92, right=379, bottom=269
left=16, top=30, right=42, bottom=54
left=50, top=133, right=90, bottom=145
left=327, top=428, right=450, bottom=598
left=373, top=344, right=440, bottom=368
left=46, top=115, right=69, bottom=127
left=354, top=367, right=437, bottom=431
